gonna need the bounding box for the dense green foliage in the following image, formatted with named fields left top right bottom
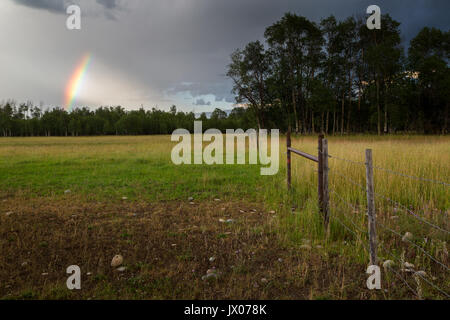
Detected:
left=0, top=104, right=257, bottom=136
left=228, top=14, right=449, bottom=134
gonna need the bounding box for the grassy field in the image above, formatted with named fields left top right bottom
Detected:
left=0, top=135, right=448, bottom=299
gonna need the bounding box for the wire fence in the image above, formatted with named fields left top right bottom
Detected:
left=326, top=151, right=449, bottom=299
left=286, top=134, right=449, bottom=299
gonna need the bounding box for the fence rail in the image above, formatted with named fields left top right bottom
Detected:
left=287, top=147, right=318, bottom=162
left=286, top=130, right=450, bottom=299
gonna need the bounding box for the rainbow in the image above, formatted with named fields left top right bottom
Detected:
left=64, top=54, right=91, bottom=112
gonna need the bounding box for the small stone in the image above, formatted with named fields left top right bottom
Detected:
left=219, top=218, right=226, bottom=223
left=277, top=258, right=283, bottom=262
left=188, top=197, right=194, bottom=201
left=402, top=232, right=413, bottom=242
left=86, top=272, right=92, bottom=276
left=251, top=209, right=257, bottom=212
left=189, top=202, right=195, bottom=205
left=116, top=267, right=127, bottom=272
left=111, top=254, right=123, bottom=267
left=404, top=262, right=415, bottom=269
left=414, top=270, right=427, bottom=278
left=383, top=260, right=395, bottom=269
left=64, top=189, right=71, bottom=194
left=300, top=244, right=312, bottom=250
left=41, top=273, right=48, bottom=276
left=121, top=196, right=128, bottom=200
left=239, top=210, right=245, bottom=213
left=209, top=256, right=216, bottom=262
left=261, top=278, right=268, bottom=283
left=206, top=268, right=216, bottom=274
left=171, top=243, right=177, bottom=247
left=214, top=198, right=221, bottom=202
left=269, top=210, right=276, bottom=214
left=202, top=273, right=218, bottom=281
left=5, top=211, right=13, bottom=216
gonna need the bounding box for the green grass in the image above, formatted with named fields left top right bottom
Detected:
left=0, top=136, right=280, bottom=201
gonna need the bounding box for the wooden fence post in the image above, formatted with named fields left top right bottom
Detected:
left=322, top=139, right=330, bottom=229
left=318, top=134, right=324, bottom=214
left=287, top=128, right=291, bottom=190
left=365, top=149, right=377, bottom=265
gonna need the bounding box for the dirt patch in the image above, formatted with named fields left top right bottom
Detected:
left=0, top=198, right=386, bottom=299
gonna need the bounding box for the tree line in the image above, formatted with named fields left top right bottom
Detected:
left=0, top=103, right=257, bottom=137
left=0, top=13, right=448, bottom=136
left=227, top=13, right=449, bottom=134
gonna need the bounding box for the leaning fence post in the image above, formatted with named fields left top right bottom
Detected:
left=318, top=134, right=324, bottom=214
left=365, top=149, right=377, bottom=265
left=322, top=139, right=330, bottom=230
left=287, top=128, right=291, bottom=190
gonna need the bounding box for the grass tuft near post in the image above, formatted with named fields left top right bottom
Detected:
left=318, top=134, right=324, bottom=215
left=287, top=128, right=291, bottom=190
left=365, top=148, right=377, bottom=265
left=322, top=139, right=330, bottom=230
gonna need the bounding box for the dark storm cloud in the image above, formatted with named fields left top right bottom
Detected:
left=12, top=0, right=67, bottom=13
left=12, top=0, right=120, bottom=13
left=3, top=0, right=449, bottom=110
left=156, top=0, right=449, bottom=103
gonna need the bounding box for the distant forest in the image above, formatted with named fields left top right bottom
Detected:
left=1, top=13, right=448, bottom=136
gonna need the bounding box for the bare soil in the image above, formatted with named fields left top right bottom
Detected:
left=0, top=197, right=388, bottom=300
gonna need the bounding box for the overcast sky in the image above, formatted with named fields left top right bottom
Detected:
left=0, top=0, right=448, bottom=112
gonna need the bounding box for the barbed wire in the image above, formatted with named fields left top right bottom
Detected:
left=378, top=241, right=450, bottom=299
left=329, top=214, right=369, bottom=253
left=373, top=192, right=450, bottom=235
left=329, top=166, right=450, bottom=235
left=410, top=267, right=450, bottom=298
left=330, top=189, right=367, bottom=235
left=386, top=264, right=420, bottom=298
left=377, top=241, right=421, bottom=298
left=372, top=166, right=450, bottom=187
left=331, top=188, right=449, bottom=298
left=290, top=147, right=449, bottom=297
left=377, top=220, right=449, bottom=272
left=328, top=154, right=366, bottom=166
left=327, top=153, right=450, bottom=187
left=329, top=167, right=367, bottom=191
left=330, top=183, right=450, bottom=289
